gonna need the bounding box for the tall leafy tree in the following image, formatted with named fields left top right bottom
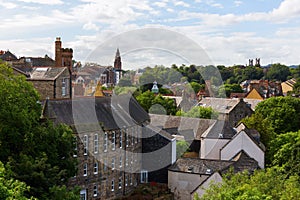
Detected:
left=266, top=63, right=291, bottom=81
left=0, top=62, right=78, bottom=199
left=200, top=167, right=300, bottom=200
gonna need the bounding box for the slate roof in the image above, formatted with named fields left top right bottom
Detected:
left=42, top=95, right=150, bottom=131
left=198, top=97, right=242, bottom=114
left=149, top=114, right=216, bottom=140
left=168, top=157, right=234, bottom=175
left=0, top=50, right=17, bottom=61
left=169, top=150, right=259, bottom=175
left=201, top=120, right=236, bottom=139
left=28, top=67, right=68, bottom=80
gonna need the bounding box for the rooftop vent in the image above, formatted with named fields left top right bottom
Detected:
left=206, top=168, right=212, bottom=175
left=187, top=167, right=193, bottom=173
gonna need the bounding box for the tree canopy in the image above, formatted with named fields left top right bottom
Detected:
left=199, top=167, right=300, bottom=200
left=0, top=62, right=78, bottom=199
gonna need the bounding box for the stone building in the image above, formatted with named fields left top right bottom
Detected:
left=197, top=97, right=253, bottom=127
left=42, top=94, right=150, bottom=200
left=27, top=67, right=71, bottom=99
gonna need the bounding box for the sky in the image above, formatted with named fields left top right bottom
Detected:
left=1, top=0, right=300, bottom=69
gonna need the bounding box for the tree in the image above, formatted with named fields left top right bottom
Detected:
left=178, top=106, right=218, bottom=119
left=266, top=63, right=291, bottom=81
left=0, top=161, right=34, bottom=200
left=217, top=84, right=243, bottom=98
left=176, top=140, right=190, bottom=159
left=271, top=131, right=300, bottom=176
left=0, top=62, right=78, bottom=199
left=242, top=96, right=300, bottom=166
left=136, top=91, right=178, bottom=115
left=200, top=167, right=300, bottom=200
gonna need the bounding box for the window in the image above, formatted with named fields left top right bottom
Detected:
left=119, top=132, right=122, bottom=148
left=94, top=134, right=98, bottom=154
left=111, top=158, right=115, bottom=170
left=61, top=78, right=69, bottom=96
left=104, top=158, right=107, bottom=171
left=62, top=79, right=66, bottom=96
left=111, top=179, right=115, bottom=191
left=93, top=185, right=98, bottom=197
left=130, top=174, right=133, bottom=185
left=94, top=162, right=98, bottom=174
left=83, top=163, right=87, bottom=176
left=131, top=128, right=134, bottom=145
left=125, top=154, right=128, bottom=166
left=119, top=155, right=122, bottom=168
left=118, top=177, right=122, bottom=189
left=83, top=135, right=88, bottom=156
left=141, top=170, right=148, bottom=183
left=125, top=175, right=128, bottom=186
left=112, top=131, right=116, bottom=150
left=73, top=136, right=77, bottom=157
left=80, top=189, right=86, bottom=200
left=104, top=132, right=108, bottom=152
left=135, top=126, right=138, bottom=143
left=126, top=132, right=129, bottom=147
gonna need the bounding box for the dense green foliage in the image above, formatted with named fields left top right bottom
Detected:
left=0, top=62, right=78, bottom=199
left=136, top=91, right=178, bottom=115
left=199, top=167, right=300, bottom=200
left=0, top=161, right=34, bottom=200
left=176, top=140, right=190, bottom=159
left=177, top=106, right=218, bottom=119
left=242, top=96, right=300, bottom=166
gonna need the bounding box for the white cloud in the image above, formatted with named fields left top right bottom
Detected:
left=17, top=0, right=63, bottom=5
left=83, top=22, right=99, bottom=31
left=153, top=1, right=167, bottom=8
left=0, top=1, right=17, bottom=9
left=174, top=1, right=190, bottom=7
left=234, top=0, right=243, bottom=7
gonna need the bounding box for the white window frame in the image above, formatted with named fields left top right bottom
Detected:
left=62, top=79, right=66, bottom=96
left=93, top=185, right=98, bottom=197
left=73, top=136, right=77, bottom=158
left=119, top=131, right=122, bottom=148
left=80, top=189, right=86, bottom=200
left=118, top=177, right=122, bottom=189
left=83, top=163, right=88, bottom=177
left=111, top=157, right=115, bottom=170
left=135, top=126, right=138, bottom=144
left=141, top=170, right=148, bottom=183
left=119, top=155, right=122, bottom=168
left=83, top=135, right=88, bottom=156
left=94, top=133, right=98, bottom=154
left=125, top=154, right=128, bottom=166
left=104, top=132, right=108, bottom=152
left=112, top=131, right=116, bottom=150
left=126, top=132, right=129, bottom=147
left=111, top=179, right=115, bottom=191
left=94, top=162, right=98, bottom=174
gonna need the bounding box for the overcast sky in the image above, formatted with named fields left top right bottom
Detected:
left=1, top=0, right=299, bottom=69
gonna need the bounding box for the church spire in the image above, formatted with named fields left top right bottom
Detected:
left=114, top=48, right=122, bottom=71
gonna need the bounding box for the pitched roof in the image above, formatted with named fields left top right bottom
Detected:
left=0, top=50, right=17, bottom=61
left=198, top=97, right=242, bottom=114
left=28, top=67, right=68, bottom=80
left=169, top=150, right=259, bottom=175
left=149, top=114, right=216, bottom=140
left=201, top=120, right=236, bottom=139
left=168, top=157, right=234, bottom=175
left=42, top=95, right=150, bottom=131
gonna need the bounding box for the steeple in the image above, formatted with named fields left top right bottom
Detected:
left=114, top=48, right=122, bottom=71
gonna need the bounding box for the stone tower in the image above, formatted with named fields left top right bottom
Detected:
left=55, top=37, right=73, bottom=73
left=113, top=48, right=122, bottom=84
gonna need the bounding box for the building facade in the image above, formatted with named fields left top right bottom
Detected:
left=42, top=95, right=150, bottom=199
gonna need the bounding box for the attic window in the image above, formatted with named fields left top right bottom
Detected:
left=206, top=168, right=212, bottom=175
left=36, top=67, right=48, bottom=72
left=187, top=167, right=193, bottom=173
left=218, top=133, right=223, bottom=138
